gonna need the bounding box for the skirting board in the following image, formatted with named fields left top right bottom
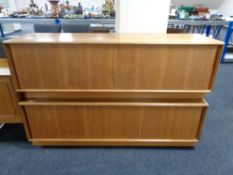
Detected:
left=30, top=139, right=199, bottom=147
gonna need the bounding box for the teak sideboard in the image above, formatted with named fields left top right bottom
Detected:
left=0, top=59, right=22, bottom=124
left=3, top=33, right=224, bottom=147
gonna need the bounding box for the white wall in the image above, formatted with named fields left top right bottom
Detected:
left=8, top=0, right=16, bottom=10
left=171, top=0, right=224, bottom=9
left=219, top=0, right=233, bottom=17
left=0, top=0, right=9, bottom=7
left=14, top=0, right=105, bottom=11
left=116, top=0, right=170, bottom=34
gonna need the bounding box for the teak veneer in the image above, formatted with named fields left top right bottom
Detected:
left=3, top=34, right=224, bottom=147
left=0, top=59, right=22, bottom=123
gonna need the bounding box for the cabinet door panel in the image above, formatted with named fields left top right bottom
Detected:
left=10, top=45, right=218, bottom=91
left=115, top=45, right=217, bottom=90
left=23, top=101, right=207, bottom=142
left=11, top=45, right=114, bottom=89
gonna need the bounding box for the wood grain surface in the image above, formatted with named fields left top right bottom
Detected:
left=24, top=102, right=207, bottom=141
left=3, top=33, right=224, bottom=45
left=3, top=34, right=223, bottom=146
left=10, top=44, right=219, bottom=91
left=0, top=77, right=21, bottom=123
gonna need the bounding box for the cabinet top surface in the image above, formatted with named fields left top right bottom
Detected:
left=3, top=33, right=224, bottom=45
left=0, top=59, right=10, bottom=76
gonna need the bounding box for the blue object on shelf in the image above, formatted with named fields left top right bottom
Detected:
left=54, top=18, right=61, bottom=24
left=0, top=23, right=4, bottom=37
left=205, top=25, right=211, bottom=36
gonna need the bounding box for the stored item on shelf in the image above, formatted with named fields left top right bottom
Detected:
left=48, top=0, right=60, bottom=18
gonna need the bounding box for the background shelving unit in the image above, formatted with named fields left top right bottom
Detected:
left=221, top=21, right=233, bottom=63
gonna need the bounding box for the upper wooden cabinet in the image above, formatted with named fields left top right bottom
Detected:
left=4, top=34, right=223, bottom=92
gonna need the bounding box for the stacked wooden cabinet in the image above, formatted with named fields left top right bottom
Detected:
left=4, top=34, right=224, bottom=146
left=0, top=59, right=22, bottom=124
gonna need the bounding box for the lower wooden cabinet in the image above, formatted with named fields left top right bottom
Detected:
left=20, top=100, right=208, bottom=146
left=0, top=76, right=21, bottom=123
